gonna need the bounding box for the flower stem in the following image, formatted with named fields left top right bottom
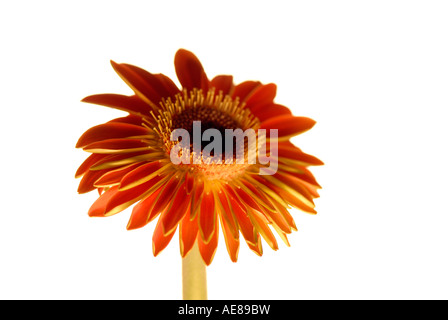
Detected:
left=182, top=242, right=207, bottom=300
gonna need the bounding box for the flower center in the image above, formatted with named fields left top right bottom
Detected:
left=172, top=105, right=239, bottom=146
left=149, top=89, right=260, bottom=180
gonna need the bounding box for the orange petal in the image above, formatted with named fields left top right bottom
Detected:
left=239, top=181, right=291, bottom=234
left=179, top=208, right=198, bottom=258
left=75, top=153, right=107, bottom=178
left=150, top=174, right=182, bottom=218
left=234, top=182, right=290, bottom=235
left=184, top=170, right=195, bottom=195
left=83, top=138, right=149, bottom=154
left=161, top=182, right=192, bottom=235
left=88, top=186, right=119, bottom=217
left=174, top=49, right=209, bottom=91
left=238, top=179, right=276, bottom=212
left=198, top=217, right=219, bottom=266
left=215, top=189, right=239, bottom=240
left=104, top=175, right=164, bottom=217
left=153, top=215, right=177, bottom=257
left=81, top=94, right=151, bottom=117
left=265, top=178, right=316, bottom=214
left=76, top=122, right=150, bottom=148
left=270, top=197, right=298, bottom=231
left=118, top=161, right=164, bottom=190
left=252, top=103, right=292, bottom=122
left=120, top=64, right=180, bottom=100
left=245, top=83, right=277, bottom=111
left=210, top=75, right=234, bottom=95
left=110, top=61, right=171, bottom=108
left=153, top=73, right=181, bottom=99
left=244, top=174, right=289, bottom=208
left=89, top=151, right=154, bottom=171
left=272, top=225, right=291, bottom=247
left=225, top=186, right=257, bottom=246
left=190, top=178, right=204, bottom=219
left=126, top=187, right=163, bottom=230
left=107, top=114, right=147, bottom=126
left=78, top=168, right=110, bottom=194
left=247, top=235, right=263, bottom=256
left=260, top=115, right=316, bottom=140
left=198, top=190, right=216, bottom=244
left=231, top=81, right=261, bottom=102
left=273, top=172, right=314, bottom=202
left=219, top=212, right=239, bottom=263
left=94, top=162, right=144, bottom=187
left=247, top=209, right=278, bottom=251
left=283, top=168, right=322, bottom=188
left=274, top=143, right=324, bottom=167
left=234, top=184, right=262, bottom=211
left=262, top=173, right=315, bottom=209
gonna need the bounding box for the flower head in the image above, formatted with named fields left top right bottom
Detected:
left=76, top=49, right=323, bottom=265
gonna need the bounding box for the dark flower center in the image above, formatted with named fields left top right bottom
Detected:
left=151, top=89, right=260, bottom=165
left=172, top=105, right=240, bottom=156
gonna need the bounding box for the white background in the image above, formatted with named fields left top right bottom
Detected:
left=1, top=0, right=447, bottom=300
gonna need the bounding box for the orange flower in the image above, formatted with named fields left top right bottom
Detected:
left=76, top=49, right=323, bottom=265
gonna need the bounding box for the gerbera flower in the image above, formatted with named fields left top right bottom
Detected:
left=76, top=49, right=323, bottom=267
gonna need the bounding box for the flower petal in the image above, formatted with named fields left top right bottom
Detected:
left=88, top=186, right=119, bottom=217
left=110, top=61, right=173, bottom=109
left=118, top=161, right=165, bottom=190
left=89, top=151, right=157, bottom=171
left=81, top=94, right=151, bottom=117
left=281, top=168, right=322, bottom=188
left=179, top=210, right=198, bottom=258
left=244, top=175, right=289, bottom=208
left=94, top=163, right=144, bottom=188
left=263, top=173, right=315, bottom=208
left=198, top=190, right=216, bottom=244
left=174, top=49, right=209, bottom=91
left=270, top=197, right=298, bottom=231
left=260, top=115, right=316, bottom=140
left=247, top=235, right=263, bottom=256
left=153, top=216, right=177, bottom=257
left=153, top=73, right=181, bottom=99
left=107, top=115, right=146, bottom=126
left=210, top=75, right=234, bottom=96
left=238, top=180, right=291, bottom=234
left=272, top=224, right=291, bottom=247
left=252, top=103, right=292, bottom=123
left=274, top=142, right=324, bottom=166
left=245, top=83, right=277, bottom=111
left=262, top=176, right=316, bottom=214
left=76, top=123, right=150, bottom=149
left=215, top=189, right=239, bottom=240
left=126, top=187, right=163, bottom=230
left=75, top=153, right=107, bottom=178
left=78, top=168, right=110, bottom=194
left=184, top=170, right=195, bottom=195
left=235, top=180, right=276, bottom=213
left=231, top=81, right=261, bottom=102
left=150, top=174, right=182, bottom=218
left=82, top=139, right=149, bottom=154
left=161, top=182, right=192, bottom=236
left=246, top=209, right=278, bottom=251
left=198, top=217, right=219, bottom=266
left=190, top=178, right=204, bottom=219
left=218, top=212, right=239, bottom=263
left=225, top=186, right=258, bottom=246
left=103, top=175, right=166, bottom=217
